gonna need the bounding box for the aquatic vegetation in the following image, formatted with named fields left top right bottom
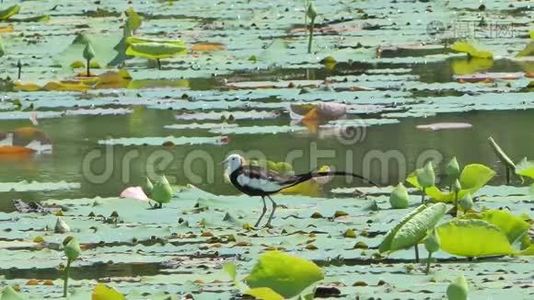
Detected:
left=91, top=283, right=125, bottom=300
left=244, top=251, right=323, bottom=298
left=451, top=41, right=493, bottom=59
left=146, top=175, right=173, bottom=208
left=0, top=5, right=20, bottom=21
left=62, top=236, right=82, bottom=297
left=125, top=36, right=187, bottom=69
left=305, top=1, right=317, bottom=54
left=0, top=286, right=23, bottom=300
left=423, top=231, right=439, bottom=274
left=389, top=182, right=409, bottom=209
left=83, top=43, right=96, bottom=77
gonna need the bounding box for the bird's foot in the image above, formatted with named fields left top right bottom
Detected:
left=263, top=223, right=273, bottom=229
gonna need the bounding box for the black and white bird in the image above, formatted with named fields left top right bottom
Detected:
left=222, top=154, right=376, bottom=228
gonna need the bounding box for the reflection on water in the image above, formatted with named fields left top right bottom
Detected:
left=1, top=107, right=533, bottom=212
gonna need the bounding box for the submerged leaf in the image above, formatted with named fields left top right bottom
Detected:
left=245, top=251, right=324, bottom=298
left=379, top=203, right=446, bottom=253
left=436, top=219, right=513, bottom=257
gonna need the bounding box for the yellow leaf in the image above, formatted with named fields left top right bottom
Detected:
left=451, top=41, right=493, bottom=59
left=244, top=287, right=284, bottom=300
left=126, top=42, right=187, bottom=59
left=191, top=42, right=225, bottom=52
left=14, top=81, right=41, bottom=92
left=92, top=283, right=125, bottom=300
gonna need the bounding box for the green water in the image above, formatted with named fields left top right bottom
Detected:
left=1, top=107, right=532, bottom=211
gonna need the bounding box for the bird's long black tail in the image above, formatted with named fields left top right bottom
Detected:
left=282, top=171, right=377, bottom=190
left=312, top=171, right=378, bottom=187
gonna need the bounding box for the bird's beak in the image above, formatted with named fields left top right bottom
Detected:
left=219, top=158, right=228, bottom=165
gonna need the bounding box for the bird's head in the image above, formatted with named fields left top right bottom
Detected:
left=222, top=153, right=245, bottom=173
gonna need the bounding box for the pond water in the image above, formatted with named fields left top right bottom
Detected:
left=0, top=0, right=533, bottom=299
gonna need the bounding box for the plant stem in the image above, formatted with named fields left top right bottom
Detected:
left=425, top=252, right=432, bottom=274
left=454, top=191, right=459, bottom=217
left=307, top=18, right=315, bottom=54
left=505, top=167, right=511, bottom=185
left=421, top=187, right=426, bottom=203
left=17, top=65, right=21, bottom=80
left=414, top=244, right=420, bottom=263
left=157, top=58, right=161, bottom=70
left=86, top=59, right=90, bottom=77
left=63, top=259, right=72, bottom=297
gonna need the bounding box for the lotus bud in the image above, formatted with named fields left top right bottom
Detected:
left=417, top=162, right=435, bottom=188
left=54, top=217, right=70, bottom=233
left=63, top=236, right=81, bottom=262
left=1, top=286, right=23, bottom=300
left=389, top=183, right=409, bottom=209
left=151, top=175, right=173, bottom=206
left=446, top=157, right=460, bottom=179
left=446, top=274, right=468, bottom=300
left=83, top=43, right=95, bottom=61
left=459, top=194, right=473, bottom=211
left=306, top=3, right=317, bottom=20
left=453, top=179, right=462, bottom=192
left=424, top=232, right=440, bottom=253
left=145, top=177, right=154, bottom=193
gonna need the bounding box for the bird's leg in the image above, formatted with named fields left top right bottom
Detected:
left=264, top=195, right=277, bottom=228
left=254, top=196, right=268, bottom=228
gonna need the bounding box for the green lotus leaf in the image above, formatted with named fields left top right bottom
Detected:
left=244, top=288, right=284, bottom=300
left=451, top=57, right=493, bottom=75
left=0, top=5, right=20, bottom=21
left=479, top=209, right=530, bottom=243
left=92, top=283, right=125, bottom=300
left=245, top=251, right=324, bottom=298
left=436, top=219, right=513, bottom=257
left=379, top=203, right=447, bottom=253
left=451, top=40, right=493, bottom=59
left=0, top=38, right=5, bottom=58
left=126, top=42, right=187, bottom=60
left=407, top=164, right=495, bottom=202
left=515, top=158, right=534, bottom=179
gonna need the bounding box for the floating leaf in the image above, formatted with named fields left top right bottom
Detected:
left=446, top=274, right=468, bottom=300
left=245, top=251, right=324, bottom=298
left=92, top=283, right=125, bottom=300
left=436, top=219, right=513, bottom=257
left=244, top=288, right=284, bottom=300
left=191, top=42, right=225, bottom=52
left=126, top=42, right=187, bottom=60
left=379, top=203, right=446, bottom=253
left=451, top=57, right=493, bottom=75
left=0, top=5, right=20, bottom=21
left=223, top=262, right=237, bottom=283
left=450, top=41, right=493, bottom=59
left=480, top=209, right=529, bottom=243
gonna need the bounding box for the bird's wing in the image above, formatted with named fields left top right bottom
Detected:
left=238, top=165, right=301, bottom=190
